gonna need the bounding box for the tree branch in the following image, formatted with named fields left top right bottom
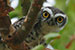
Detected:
left=0, top=0, right=14, bottom=37
left=5, top=0, right=45, bottom=44
left=3, top=0, right=45, bottom=50
left=21, top=0, right=31, bottom=16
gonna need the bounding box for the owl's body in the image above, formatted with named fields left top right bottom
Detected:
left=13, top=6, right=68, bottom=49
left=0, top=6, right=68, bottom=50
left=13, top=16, right=44, bottom=48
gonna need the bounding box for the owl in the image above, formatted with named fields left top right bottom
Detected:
left=13, top=6, right=68, bottom=49
left=0, top=6, right=67, bottom=49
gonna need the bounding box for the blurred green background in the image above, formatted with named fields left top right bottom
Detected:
left=9, top=0, right=75, bottom=50
left=53, top=0, right=75, bottom=50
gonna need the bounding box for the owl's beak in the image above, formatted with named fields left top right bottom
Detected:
left=47, top=18, right=55, bottom=26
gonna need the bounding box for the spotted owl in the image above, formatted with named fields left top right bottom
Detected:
left=12, top=6, right=68, bottom=49
left=10, top=6, right=68, bottom=49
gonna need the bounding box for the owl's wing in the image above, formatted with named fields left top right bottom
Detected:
left=13, top=16, right=25, bottom=30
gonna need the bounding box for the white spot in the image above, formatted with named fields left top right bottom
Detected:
left=10, top=0, right=19, bottom=9
left=22, top=26, right=26, bottom=31
left=46, top=44, right=54, bottom=49
left=43, top=0, right=56, bottom=7
left=11, top=17, right=18, bottom=24
left=66, top=0, right=70, bottom=6
left=19, top=25, right=22, bottom=27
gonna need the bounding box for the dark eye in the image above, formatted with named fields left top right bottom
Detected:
left=43, top=11, right=50, bottom=18
left=56, top=16, right=63, bottom=23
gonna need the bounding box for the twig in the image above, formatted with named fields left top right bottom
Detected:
left=66, top=35, right=75, bottom=49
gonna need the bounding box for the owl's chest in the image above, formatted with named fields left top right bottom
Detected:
left=24, top=22, right=59, bottom=47
left=25, top=31, right=43, bottom=48
left=41, top=22, right=60, bottom=34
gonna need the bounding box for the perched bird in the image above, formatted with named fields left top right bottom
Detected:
left=13, top=6, right=68, bottom=49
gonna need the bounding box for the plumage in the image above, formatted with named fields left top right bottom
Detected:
left=12, top=6, right=68, bottom=49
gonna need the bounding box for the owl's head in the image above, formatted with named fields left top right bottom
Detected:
left=38, top=6, right=68, bottom=32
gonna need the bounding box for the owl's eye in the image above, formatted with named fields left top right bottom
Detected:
left=43, top=11, right=50, bottom=18
left=56, top=16, right=63, bottom=23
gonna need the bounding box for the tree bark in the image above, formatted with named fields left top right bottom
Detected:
left=21, top=0, right=31, bottom=16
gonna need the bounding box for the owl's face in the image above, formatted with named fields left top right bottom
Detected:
left=39, top=7, right=68, bottom=32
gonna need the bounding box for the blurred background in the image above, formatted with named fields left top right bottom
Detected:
left=9, top=0, right=75, bottom=50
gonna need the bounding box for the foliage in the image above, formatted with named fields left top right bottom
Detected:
left=9, top=0, right=22, bottom=18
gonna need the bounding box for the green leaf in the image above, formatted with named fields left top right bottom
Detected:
left=44, top=33, right=60, bottom=43
left=9, top=0, right=23, bottom=18
left=31, top=45, right=44, bottom=50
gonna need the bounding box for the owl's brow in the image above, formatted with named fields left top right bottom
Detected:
left=46, top=7, right=65, bottom=15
